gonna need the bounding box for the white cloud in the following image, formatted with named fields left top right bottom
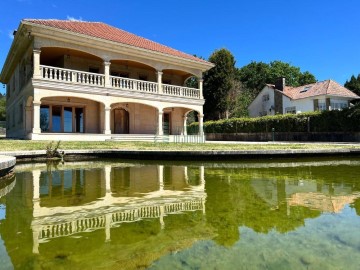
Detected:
left=66, top=15, right=83, bottom=21
left=8, top=31, right=14, bottom=40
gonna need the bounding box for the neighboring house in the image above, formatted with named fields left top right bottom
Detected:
left=0, top=19, right=214, bottom=141
left=248, top=78, right=360, bottom=117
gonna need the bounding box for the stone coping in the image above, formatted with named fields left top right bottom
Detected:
left=0, top=148, right=359, bottom=161
left=0, top=155, right=16, bottom=178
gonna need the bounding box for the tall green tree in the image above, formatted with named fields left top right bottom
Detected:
left=344, top=74, right=360, bottom=96
left=203, top=48, right=236, bottom=120
left=0, top=94, right=6, bottom=121
left=237, top=61, right=316, bottom=96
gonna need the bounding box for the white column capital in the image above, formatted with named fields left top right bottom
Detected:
left=157, top=70, right=163, bottom=75
left=33, top=49, right=41, bottom=54
left=103, top=61, right=111, bottom=66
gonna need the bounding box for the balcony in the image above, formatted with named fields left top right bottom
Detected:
left=39, top=65, right=201, bottom=99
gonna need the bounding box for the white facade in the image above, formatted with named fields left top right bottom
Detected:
left=1, top=20, right=214, bottom=141
left=248, top=86, right=276, bottom=117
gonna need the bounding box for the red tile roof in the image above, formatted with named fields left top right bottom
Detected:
left=23, top=19, right=209, bottom=64
left=275, top=80, right=359, bottom=100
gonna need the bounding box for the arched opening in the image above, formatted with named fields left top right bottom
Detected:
left=40, top=47, right=103, bottom=73
left=110, top=60, right=156, bottom=82
left=110, top=102, right=158, bottom=135
left=162, top=69, right=197, bottom=87
left=39, top=96, right=103, bottom=133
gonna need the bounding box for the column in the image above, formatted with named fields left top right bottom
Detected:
left=32, top=101, right=41, bottom=134
left=33, top=49, right=41, bottom=79
left=157, top=70, right=163, bottom=94
left=198, top=114, right=204, bottom=136
left=198, top=77, right=204, bottom=99
left=104, top=61, right=111, bottom=88
left=157, top=110, right=163, bottom=135
left=103, top=106, right=111, bottom=135
left=182, top=115, right=188, bottom=135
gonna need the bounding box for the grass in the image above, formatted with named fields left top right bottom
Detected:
left=0, top=140, right=359, bottom=152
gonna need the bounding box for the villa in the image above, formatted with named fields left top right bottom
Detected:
left=0, top=19, right=214, bottom=141
left=248, top=78, right=360, bottom=117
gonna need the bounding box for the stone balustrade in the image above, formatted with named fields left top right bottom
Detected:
left=39, top=65, right=201, bottom=99
left=163, top=84, right=200, bottom=98
left=40, top=65, right=105, bottom=86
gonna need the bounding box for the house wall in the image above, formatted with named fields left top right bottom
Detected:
left=248, top=86, right=275, bottom=117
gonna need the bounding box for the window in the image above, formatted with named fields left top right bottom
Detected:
left=330, top=101, right=348, bottom=110
left=285, top=106, right=296, bottom=114
left=40, top=105, right=50, bottom=132
left=300, top=86, right=311, bottom=93
left=318, top=102, right=326, bottom=111
left=40, top=105, right=84, bottom=133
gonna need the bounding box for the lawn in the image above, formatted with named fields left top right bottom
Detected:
left=0, top=140, right=359, bottom=152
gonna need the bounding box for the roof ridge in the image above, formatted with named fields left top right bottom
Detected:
left=23, top=18, right=103, bottom=24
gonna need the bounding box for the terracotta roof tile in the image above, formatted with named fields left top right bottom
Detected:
left=282, top=80, right=360, bottom=100
left=23, top=19, right=209, bottom=64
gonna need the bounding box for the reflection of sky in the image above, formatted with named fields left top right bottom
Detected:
left=52, top=115, right=61, bottom=132
left=150, top=205, right=360, bottom=270
left=0, top=206, right=12, bottom=269
left=0, top=235, right=12, bottom=269
left=0, top=204, right=5, bottom=220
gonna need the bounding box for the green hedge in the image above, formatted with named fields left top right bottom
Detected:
left=188, top=104, right=360, bottom=133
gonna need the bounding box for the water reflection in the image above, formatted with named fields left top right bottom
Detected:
left=0, top=159, right=359, bottom=269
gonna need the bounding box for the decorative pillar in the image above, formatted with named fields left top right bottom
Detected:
left=182, top=115, right=188, bottom=135
left=33, top=49, right=41, bottom=79
left=103, top=107, right=111, bottom=135
left=157, top=110, right=163, bottom=135
left=25, top=106, right=33, bottom=133
left=198, top=114, right=204, bottom=135
left=32, top=101, right=41, bottom=134
left=198, top=77, right=204, bottom=99
left=105, top=213, right=112, bottom=242
left=157, top=71, right=163, bottom=94
left=104, top=61, right=111, bottom=87
left=105, top=165, right=111, bottom=193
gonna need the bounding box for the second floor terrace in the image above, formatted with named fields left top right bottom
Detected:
left=1, top=19, right=214, bottom=104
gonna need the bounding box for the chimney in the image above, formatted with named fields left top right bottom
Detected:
left=275, top=77, right=286, bottom=91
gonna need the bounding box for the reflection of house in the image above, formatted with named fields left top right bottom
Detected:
left=0, top=19, right=214, bottom=140
left=288, top=192, right=360, bottom=213
left=248, top=78, right=359, bottom=117
left=30, top=164, right=206, bottom=253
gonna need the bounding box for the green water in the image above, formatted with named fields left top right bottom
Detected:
left=0, top=158, right=360, bottom=269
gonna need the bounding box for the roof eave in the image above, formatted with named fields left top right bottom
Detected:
left=23, top=20, right=214, bottom=71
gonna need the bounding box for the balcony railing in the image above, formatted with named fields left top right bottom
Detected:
left=38, top=65, right=201, bottom=99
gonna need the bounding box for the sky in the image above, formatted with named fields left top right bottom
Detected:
left=1, top=0, right=360, bottom=94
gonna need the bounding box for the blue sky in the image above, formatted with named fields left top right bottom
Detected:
left=1, top=0, right=360, bottom=94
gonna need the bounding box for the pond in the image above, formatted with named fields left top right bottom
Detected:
left=0, top=157, right=359, bottom=269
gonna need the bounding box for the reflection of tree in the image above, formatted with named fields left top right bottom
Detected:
left=204, top=164, right=360, bottom=247
left=351, top=198, right=360, bottom=216
left=40, top=111, right=49, bottom=131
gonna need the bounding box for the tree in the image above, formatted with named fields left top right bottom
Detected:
left=344, top=74, right=360, bottom=96
left=203, top=48, right=236, bottom=120
left=0, top=94, right=6, bottom=121
left=237, top=61, right=316, bottom=96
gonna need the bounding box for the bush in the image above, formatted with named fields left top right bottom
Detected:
left=189, top=104, right=360, bottom=133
